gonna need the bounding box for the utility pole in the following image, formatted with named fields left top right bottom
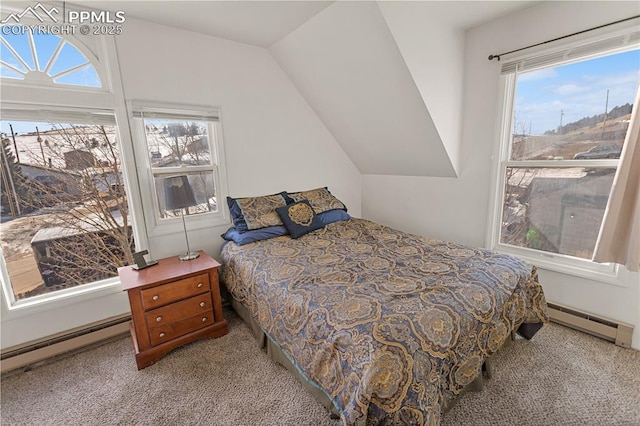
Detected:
left=601, top=89, right=609, bottom=140
left=0, top=139, right=21, bottom=216
left=9, top=124, right=20, bottom=164
left=559, top=110, right=564, bottom=134
left=36, top=126, right=46, bottom=166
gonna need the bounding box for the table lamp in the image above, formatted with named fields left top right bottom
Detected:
left=164, top=175, right=200, bottom=261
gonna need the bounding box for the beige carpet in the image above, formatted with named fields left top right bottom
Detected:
left=2, top=308, right=639, bottom=426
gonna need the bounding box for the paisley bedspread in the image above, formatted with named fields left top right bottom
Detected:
left=220, top=218, right=548, bottom=425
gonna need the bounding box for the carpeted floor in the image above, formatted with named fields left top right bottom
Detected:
left=2, top=308, right=639, bottom=426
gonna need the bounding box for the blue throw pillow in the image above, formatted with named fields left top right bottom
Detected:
left=276, top=200, right=324, bottom=239
left=317, top=209, right=351, bottom=225
left=221, top=225, right=288, bottom=245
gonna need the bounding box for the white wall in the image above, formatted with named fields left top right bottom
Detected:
left=270, top=1, right=456, bottom=178
left=362, top=1, right=640, bottom=349
left=377, top=1, right=465, bottom=175
left=115, top=18, right=361, bottom=261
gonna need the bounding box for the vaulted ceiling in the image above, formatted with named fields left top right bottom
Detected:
left=70, top=0, right=535, bottom=177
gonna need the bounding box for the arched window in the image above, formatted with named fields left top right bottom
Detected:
left=0, top=32, right=102, bottom=88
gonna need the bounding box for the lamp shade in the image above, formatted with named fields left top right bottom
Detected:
left=164, top=175, right=197, bottom=210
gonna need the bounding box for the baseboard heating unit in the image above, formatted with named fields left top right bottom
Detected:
left=1, top=315, right=131, bottom=374
left=547, top=302, right=633, bottom=348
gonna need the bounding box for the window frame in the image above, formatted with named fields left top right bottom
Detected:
left=130, top=102, right=230, bottom=238
left=487, top=31, right=640, bottom=287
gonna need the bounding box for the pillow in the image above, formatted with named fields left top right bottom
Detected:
left=227, top=192, right=288, bottom=232
left=317, top=209, right=351, bottom=226
left=284, top=187, right=347, bottom=214
left=221, top=225, right=288, bottom=246
left=276, top=200, right=324, bottom=239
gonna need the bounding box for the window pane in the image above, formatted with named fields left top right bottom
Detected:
left=500, top=167, right=615, bottom=259
left=511, top=49, right=640, bottom=161
left=48, top=41, right=88, bottom=77
left=33, top=33, right=62, bottom=71
left=143, top=119, right=212, bottom=167
left=1, top=33, right=35, bottom=71
left=0, top=41, right=28, bottom=73
left=0, top=121, right=134, bottom=300
left=154, top=171, right=217, bottom=219
left=0, top=65, right=24, bottom=79
left=53, top=65, right=101, bottom=87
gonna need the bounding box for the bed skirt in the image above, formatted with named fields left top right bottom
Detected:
left=221, top=286, right=502, bottom=419
left=224, top=288, right=342, bottom=418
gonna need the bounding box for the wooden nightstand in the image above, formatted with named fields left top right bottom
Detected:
left=118, top=251, right=228, bottom=370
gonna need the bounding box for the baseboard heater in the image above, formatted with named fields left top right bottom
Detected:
left=1, top=314, right=131, bottom=374
left=547, top=302, right=633, bottom=348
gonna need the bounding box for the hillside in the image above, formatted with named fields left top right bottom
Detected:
left=513, top=106, right=632, bottom=161
left=545, top=103, right=632, bottom=136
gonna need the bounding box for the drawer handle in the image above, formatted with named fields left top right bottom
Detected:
left=199, top=301, right=206, bottom=308
left=202, top=317, right=208, bottom=322
left=159, top=332, right=166, bottom=338
left=197, top=282, right=203, bottom=288
left=156, top=316, right=163, bottom=322
left=152, top=295, right=159, bottom=301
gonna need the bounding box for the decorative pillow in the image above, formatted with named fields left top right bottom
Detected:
left=221, top=225, right=288, bottom=246
left=227, top=192, right=288, bottom=232
left=317, top=209, right=351, bottom=226
left=276, top=200, right=324, bottom=239
left=284, top=187, right=347, bottom=214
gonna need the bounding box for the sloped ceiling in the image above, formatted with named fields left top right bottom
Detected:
left=271, top=1, right=457, bottom=177
left=67, top=0, right=536, bottom=177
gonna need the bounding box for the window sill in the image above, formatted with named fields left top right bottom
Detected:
left=492, top=244, right=627, bottom=288
left=4, top=277, right=124, bottom=316
left=146, top=212, right=230, bottom=239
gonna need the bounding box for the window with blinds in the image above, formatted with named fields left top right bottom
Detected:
left=130, top=105, right=228, bottom=227
left=490, top=29, right=640, bottom=274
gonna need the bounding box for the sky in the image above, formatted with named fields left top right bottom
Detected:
left=515, top=49, right=640, bottom=135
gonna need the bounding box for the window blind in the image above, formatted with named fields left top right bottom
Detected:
left=0, top=107, right=116, bottom=125
left=131, top=110, right=219, bottom=122
left=501, top=30, right=640, bottom=74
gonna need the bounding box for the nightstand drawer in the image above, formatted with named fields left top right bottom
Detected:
left=148, top=309, right=215, bottom=346
left=141, top=273, right=210, bottom=310
left=145, top=293, right=213, bottom=328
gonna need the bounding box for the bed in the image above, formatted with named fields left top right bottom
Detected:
left=219, top=188, right=548, bottom=425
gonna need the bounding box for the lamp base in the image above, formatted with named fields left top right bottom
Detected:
left=179, top=252, right=200, bottom=261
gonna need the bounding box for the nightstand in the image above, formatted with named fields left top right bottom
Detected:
left=118, top=251, right=228, bottom=370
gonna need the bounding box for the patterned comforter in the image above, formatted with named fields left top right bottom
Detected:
left=220, top=218, right=548, bottom=425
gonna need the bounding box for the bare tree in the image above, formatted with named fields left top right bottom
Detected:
left=19, top=124, right=134, bottom=287
left=148, top=121, right=216, bottom=218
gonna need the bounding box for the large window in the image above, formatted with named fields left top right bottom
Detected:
left=0, top=116, right=134, bottom=300
left=492, top=33, right=639, bottom=274
left=132, top=106, right=228, bottom=234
